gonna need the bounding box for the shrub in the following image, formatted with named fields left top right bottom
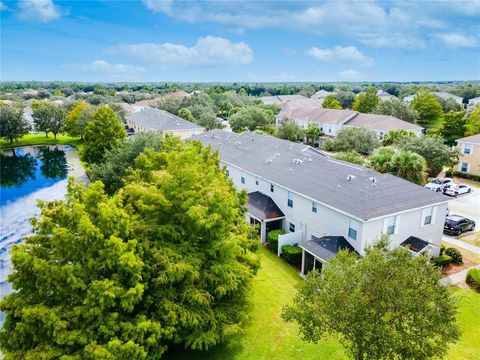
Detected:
left=445, top=247, right=463, bottom=264
left=281, top=245, right=302, bottom=265
left=267, top=229, right=284, bottom=252
left=445, top=169, right=480, bottom=182
left=466, top=268, right=480, bottom=291
left=440, top=245, right=446, bottom=256
left=431, top=254, right=452, bottom=267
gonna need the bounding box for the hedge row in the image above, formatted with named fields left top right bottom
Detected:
left=267, top=229, right=284, bottom=252
left=281, top=245, right=302, bottom=265
left=466, top=268, right=480, bottom=292
left=445, top=170, right=480, bottom=182
left=431, top=247, right=463, bottom=267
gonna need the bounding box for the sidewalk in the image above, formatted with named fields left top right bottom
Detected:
left=443, top=237, right=480, bottom=254
left=440, top=264, right=480, bottom=286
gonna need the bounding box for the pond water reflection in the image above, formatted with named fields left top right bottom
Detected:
left=0, top=145, right=82, bottom=321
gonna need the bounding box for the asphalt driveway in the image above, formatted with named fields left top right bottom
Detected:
left=443, top=188, right=480, bottom=243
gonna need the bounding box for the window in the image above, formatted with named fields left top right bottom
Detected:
left=287, top=191, right=293, bottom=208
left=348, top=219, right=359, bottom=240
left=384, top=216, right=397, bottom=235
left=270, top=183, right=274, bottom=193
left=255, top=178, right=259, bottom=186
left=226, top=169, right=229, bottom=176
left=463, top=144, right=473, bottom=155
left=379, top=132, right=384, bottom=139
left=241, top=175, right=245, bottom=184
left=312, top=201, right=317, bottom=213
left=289, top=222, right=295, bottom=232
left=422, top=207, right=433, bottom=226
left=460, top=162, right=469, bottom=173
left=328, top=127, right=332, bottom=133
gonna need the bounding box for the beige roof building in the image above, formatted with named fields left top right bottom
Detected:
left=455, top=133, right=480, bottom=176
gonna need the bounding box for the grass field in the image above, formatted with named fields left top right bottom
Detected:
left=166, top=247, right=480, bottom=360
left=459, top=232, right=480, bottom=248
left=0, top=133, right=82, bottom=150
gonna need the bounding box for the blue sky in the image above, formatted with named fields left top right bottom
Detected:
left=1, top=0, right=479, bottom=82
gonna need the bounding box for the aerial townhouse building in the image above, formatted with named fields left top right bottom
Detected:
left=195, top=130, right=448, bottom=276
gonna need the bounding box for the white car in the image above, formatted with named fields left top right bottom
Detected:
left=443, top=183, right=472, bottom=196
left=424, top=178, right=453, bottom=192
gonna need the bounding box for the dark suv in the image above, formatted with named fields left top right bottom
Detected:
left=444, top=215, right=476, bottom=236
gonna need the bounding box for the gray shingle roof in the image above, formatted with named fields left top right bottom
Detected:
left=456, top=133, right=480, bottom=145
left=193, top=130, right=447, bottom=220
left=279, top=102, right=356, bottom=125
left=247, top=191, right=285, bottom=220
left=127, top=107, right=203, bottom=131
left=300, top=236, right=358, bottom=261
left=345, top=113, right=423, bottom=132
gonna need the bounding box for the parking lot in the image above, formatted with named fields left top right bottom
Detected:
left=443, top=186, right=480, bottom=243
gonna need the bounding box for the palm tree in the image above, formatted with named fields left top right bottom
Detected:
left=391, top=150, right=427, bottom=185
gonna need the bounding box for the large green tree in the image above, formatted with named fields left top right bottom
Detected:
left=375, top=97, right=418, bottom=123
left=31, top=100, right=55, bottom=137
left=0, top=138, right=259, bottom=359
left=411, top=90, right=444, bottom=127
left=282, top=237, right=459, bottom=360
left=322, top=95, right=342, bottom=109
left=276, top=119, right=304, bottom=142
left=228, top=105, right=274, bottom=131
left=465, top=104, right=480, bottom=136
left=440, top=111, right=467, bottom=146
left=305, top=123, right=321, bottom=145
left=65, top=101, right=94, bottom=139
left=391, top=150, right=428, bottom=185
left=396, top=135, right=459, bottom=176
left=90, top=132, right=164, bottom=194
left=49, top=104, right=67, bottom=140
left=0, top=105, right=30, bottom=144
left=329, top=127, right=380, bottom=155
left=81, top=106, right=126, bottom=165
left=382, top=129, right=416, bottom=146
left=352, top=87, right=379, bottom=113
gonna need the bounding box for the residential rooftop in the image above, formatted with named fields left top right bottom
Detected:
left=345, top=113, right=423, bottom=132
left=194, top=130, right=447, bottom=221
left=259, top=94, right=306, bottom=105
left=127, top=107, right=203, bottom=131
left=456, top=133, right=480, bottom=145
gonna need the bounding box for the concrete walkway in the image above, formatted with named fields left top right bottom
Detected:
left=440, top=264, right=480, bottom=286
left=443, top=237, right=480, bottom=254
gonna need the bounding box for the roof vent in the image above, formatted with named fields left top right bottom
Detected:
left=346, top=175, right=356, bottom=181
left=337, top=184, right=341, bottom=189
left=308, top=158, right=313, bottom=162
left=275, top=152, right=281, bottom=157
left=266, top=159, right=272, bottom=164
left=293, top=158, right=303, bottom=165
left=289, top=168, right=293, bottom=172
left=369, top=177, right=377, bottom=185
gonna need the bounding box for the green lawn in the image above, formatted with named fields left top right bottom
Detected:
left=459, top=232, right=480, bottom=248
left=0, top=133, right=82, bottom=150
left=165, top=247, right=346, bottom=360
left=447, top=287, right=480, bottom=360
left=166, top=248, right=480, bottom=359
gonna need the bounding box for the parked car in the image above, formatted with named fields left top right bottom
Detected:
left=443, top=183, right=472, bottom=196
left=424, top=178, right=453, bottom=192
left=444, top=215, right=476, bottom=236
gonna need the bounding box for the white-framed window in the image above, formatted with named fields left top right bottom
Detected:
left=226, top=169, right=229, bottom=176
left=348, top=219, right=360, bottom=240
left=328, top=127, right=332, bottom=133
left=241, top=174, right=245, bottom=184
left=287, top=191, right=293, bottom=208
left=460, top=162, right=469, bottom=173
left=379, top=132, right=384, bottom=140
left=289, top=222, right=295, bottom=232
left=312, top=201, right=317, bottom=213
left=463, top=143, right=473, bottom=155
left=421, top=207, right=437, bottom=226
left=255, top=178, right=259, bottom=186
left=270, top=183, right=274, bottom=193
left=383, top=216, right=399, bottom=235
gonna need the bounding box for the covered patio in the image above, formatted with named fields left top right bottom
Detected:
left=246, top=191, right=285, bottom=243
left=299, top=235, right=358, bottom=276
left=401, top=236, right=438, bottom=257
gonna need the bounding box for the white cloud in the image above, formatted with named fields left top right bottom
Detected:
left=306, top=46, right=374, bottom=66
left=438, top=34, right=478, bottom=48
left=337, top=69, right=363, bottom=80
left=66, top=60, right=145, bottom=79
left=141, top=0, right=173, bottom=15
left=108, top=36, right=253, bottom=67
left=17, top=0, right=63, bottom=22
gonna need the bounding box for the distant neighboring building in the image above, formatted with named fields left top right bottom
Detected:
left=403, top=94, right=416, bottom=105
left=23, top=106, right=34, bottom=129
left=432, top=92, right=463, bottom=106
left=126, top=107, right=205, bottom=139
left=467, top=96, right=480, bottom=110
left=311, top=89, right=336, bottom=99
left=118, top=103, right=145, bottom=114
left=259, top=94, right=306, bottom=105
left=166, top=90, right=191, bottom=98
left=376, top=90, right=394, bottom=101
left=277, top=101, right=423, bottom=139
left=455, top=133, right=480, bottom=176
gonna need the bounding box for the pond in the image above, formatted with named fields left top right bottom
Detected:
left=0, top=145, right=86, bottom=322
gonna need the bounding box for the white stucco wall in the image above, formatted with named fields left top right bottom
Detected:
left=225, top=161, right=447, bottom=257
